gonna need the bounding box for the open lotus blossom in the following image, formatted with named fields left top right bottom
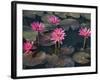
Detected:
left=79, top=27, right=91, bottom=38
left=31, top=22, right=45, bottom=32
left=23, top=40, right=37, bottom=54
left=51, top=28, right=65, bottom=44
left=48, top=15, right=60, bottom=25
left=79, top=27, right=91, bottom=49
left=23, top=41, right=32, bottom=53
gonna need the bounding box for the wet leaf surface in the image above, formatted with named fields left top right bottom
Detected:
left=39, top=32, right=54, bottom=46
left=60, top=46, right=75, bottom=55
left=73, top=51, right=90, bottom=64
left=60, top=19, right=80, bottom=31
left=23, top=51, right=46, bottom=67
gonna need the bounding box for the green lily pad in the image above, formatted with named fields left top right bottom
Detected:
left=68, top=13, right=80, bottom=18
left=45, top=54, right=59, bottom=68
left=23, top=51, right=46, bottom=67
left=23, top=10, right=36, bottom=18
left=23, top=31, right=38, bottom=41
left=60, top=19, right=80, bottom=30
left=73, top=51, right=90, bottom=64
left=56, top=57, right=75, bottom=67
left=54, top=12, right=67, bottom=18
left=81, top=14, right=90, bottom=20
left=39, top=31, right=55, bottom=46
left=60, top=46, right=75, bottom=55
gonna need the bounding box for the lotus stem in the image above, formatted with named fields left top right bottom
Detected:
left=37, top=32, right=40, bottom=46
left=83, top=37, right=87, bottom=49
left=55, top=42, right=60, bottom=54
left=58, top=42, right=60, bottom=49
left=57, top=42, right=60, bottom=54
left=55, top=43, right=57, bottom=54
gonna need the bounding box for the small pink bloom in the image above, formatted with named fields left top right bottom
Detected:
left=23, top=41, right=32, bottom=53
left=51, top=28, right=65, bottom=44
left=79, top=27, right=91, bottom=38
left=31, top=22, right=45, bottom=32
left=48, top=15, right=60, bottom=25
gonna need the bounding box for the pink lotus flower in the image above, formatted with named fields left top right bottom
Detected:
left=48, top=15, right=60, bottom=25
left=51, top=28, right=65, bottom=44
left=31, top=22, right=45, bottom=32
left=23, top=40, right=37, bottom=54
left=79, top=27, right=91, bottom=38
left=23, top=41, right=32, bottom=53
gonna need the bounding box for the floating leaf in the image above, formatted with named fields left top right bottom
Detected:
left=35, top=12, right=44, bottom=16
left=60, top=19, right=80, bottom=31
left=45, top=54, right=75, bottom=67
left=80, top=22, right=90, bottom=28
left=23, top=51, right=46, bottom=67
left=56, top=57, right=75, bottom=67
left=84, top=48, right=90, bottom=53
left=23, top=10, right=36, bottom=18
left=73, top=51, right=90, bottom=64
left=39, top=31, right=55, bottom=46
left=23, top=31, right=38, bottom=41
left=44, top=23, right=56, bottom=31
left=45, top=54, right=59, bottom=68
left=68, top=13, right=80, bottom=18
left=54, top=12, right=67, bottom=18
left=60, top=46, right=75, bottom=55
left=41, top=14, right=51, bottom=23
left=81, top=14, right=90, bottom=20
left=25, top=11, right=44, bottom=16
left=23, top=26, right=32, bottom=31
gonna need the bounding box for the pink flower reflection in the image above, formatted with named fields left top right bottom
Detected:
left=31, top=22, right=45, bottom=32
left=48, top=15, right=60, bottom=25
left=79, top=27, right=91, bottom=38
left=51, top=28, right=65, bottom=44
